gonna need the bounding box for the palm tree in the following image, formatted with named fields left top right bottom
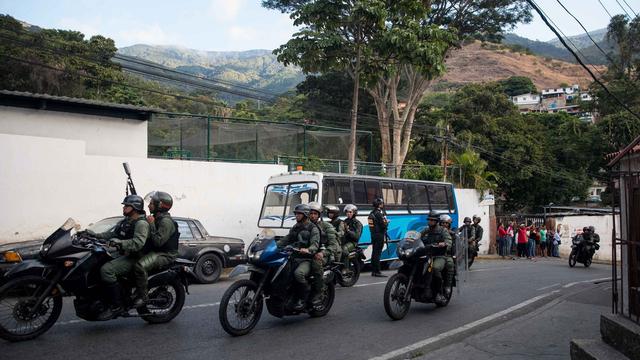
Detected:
left=451, top=149, right=498, bottom=193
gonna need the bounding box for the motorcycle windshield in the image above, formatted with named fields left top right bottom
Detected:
left=396, top=231, right=424, bottom=259
left=40, top=218, right=78, bottom=259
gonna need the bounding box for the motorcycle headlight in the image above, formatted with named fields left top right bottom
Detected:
left=249, top=249, right=263, bottom=263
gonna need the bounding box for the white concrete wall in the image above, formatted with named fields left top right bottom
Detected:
left=0, top=133, right=287, bottom=244
left=0, top=106, right=147, bottom=157
left=454, top=188, right=492, bottom=255
left=554, top=214, right=620, bottom=262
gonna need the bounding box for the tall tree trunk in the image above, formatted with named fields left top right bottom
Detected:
left=348, top=42, right=362, bottom=175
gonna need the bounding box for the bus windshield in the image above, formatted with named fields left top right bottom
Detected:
left=258, top=182, right=319, bottom=228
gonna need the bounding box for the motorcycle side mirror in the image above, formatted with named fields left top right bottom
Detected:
left=123, top=162, right=131, bottom=176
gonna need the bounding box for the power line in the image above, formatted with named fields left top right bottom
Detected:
left=527, top=0, right=640, bottom=122
left=614, top=0, right=633, bottom=18
left=598, top=0, right=614, bottom=18
left=621, top=0, right=638, bottom=17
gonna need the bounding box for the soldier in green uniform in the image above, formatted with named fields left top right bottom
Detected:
left=419, top=213, right=452, bottom=303
left=308, top=202, right=339, bottom=306
left=87, top=195, right=149, bottom=320
left=325, top=204, right=346, bottom=265
left=133, top=191, right=180, bottom=307
left=276, top=204, right=320, bottom=311
left=438, top=214, right=457, bottom=298
left=341, top=204, right=363, bottom=272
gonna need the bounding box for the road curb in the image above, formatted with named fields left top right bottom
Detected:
left=475, top=255, right=612, bottom=265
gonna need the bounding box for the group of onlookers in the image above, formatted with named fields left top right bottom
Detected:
left=497, top=221, right=561, bottom=260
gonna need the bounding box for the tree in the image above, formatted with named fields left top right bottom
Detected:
left=264, top=0, right=385, bottom=174
left=451, top=149, right=498, bottom=193
left=497, top=76, right=537, bottom=97
left=267, top=0, right=531, bottom=177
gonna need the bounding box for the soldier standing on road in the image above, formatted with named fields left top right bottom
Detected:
left=87, top=195, right=149, bottom=320
left=308, top=202, right=339, bottom=307
left=458, top=217, right=475, bottom=257
left=420, top=214, right=452, bottom=303
left=368, top=198, right=388, bottom=277
left=276, top=204, right=320, bottom=311
left=133, top=191, right=180, bottom=307
left=438, top=214, right=456, bottom=298
left=471, top=215, right=484, bottom=254
left=342, top=204, right=363, bottom=272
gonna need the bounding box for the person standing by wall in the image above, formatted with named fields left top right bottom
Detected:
left=539, top=226, right=547, bottom=258
left=507, top=221, right=515, bottom=259
left=517, top=223, right=528, bottom=258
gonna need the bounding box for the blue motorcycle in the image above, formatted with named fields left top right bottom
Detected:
left=219, top=231, right=336, bottom=336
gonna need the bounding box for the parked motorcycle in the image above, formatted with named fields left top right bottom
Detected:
left=334, top=246, right=365, bottom=287
left=219, top=230, right=335, bottom=336
left=0, top=219, right=193, bottom=342
left=383, top=231, right=456, bottom=320
left=569, top=236, right=599, bottom=268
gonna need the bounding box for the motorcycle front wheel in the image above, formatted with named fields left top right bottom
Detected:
left=0, top=276, right=62, bottom=342
left=384, top=273, right=411, bottom=320
left=219, top=279, right=263, bottom=336
left=337, top=258, right=361, bottom=287
left=569, top=250, right=577, bottom=267
left=309, top=283, right=335, bottom=317
left=584, top=257, right=592, bottom=267
left=138, top=276, right=186, bottom=324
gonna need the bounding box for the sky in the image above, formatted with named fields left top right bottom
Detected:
left=0, top=0, right=637, bottom=51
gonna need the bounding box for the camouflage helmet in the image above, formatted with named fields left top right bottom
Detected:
left=325, top=204, right=340, bottom=214
left=463, top=217, right=472, bottom=223
left=427, top=213, right=440, bottom=221
left=308, top=202, right=323, bottom=215
left=146, top=191, right=173, bottom=213
left=122, top=195, right=144, bottom=212
left=293, top=204, right=310, bottom=217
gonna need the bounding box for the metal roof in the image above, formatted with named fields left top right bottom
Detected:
left=0, top=90, right=159, bottom=120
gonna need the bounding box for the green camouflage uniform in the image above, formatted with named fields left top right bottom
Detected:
left=310, top=220, right=339, bottom=299
left=329, top=217, right=347, bottom=263
left=134, top=213, right=179, bottom=298
left=276, top=220, right=320, bottom=289
left=95, top=216, right=149, bottom=284
left=342, top=217, right=363, bottom=267
left=419, top=224, right=452, bottom=286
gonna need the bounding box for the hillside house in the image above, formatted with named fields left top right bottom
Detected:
left=511, top=93, right=541, bottom=112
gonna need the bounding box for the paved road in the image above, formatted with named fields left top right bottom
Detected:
left=2, top=258, right=611, bottom=359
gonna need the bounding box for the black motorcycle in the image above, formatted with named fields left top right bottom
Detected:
left=383, top=231, right=456, bottom=320
left=334, top=246, right=365, bottom=287
left=219, top=231, right=335, bottom=336
left=569, top=236, right=599, bottom=268
left=0, top=219, right=192, bottom=342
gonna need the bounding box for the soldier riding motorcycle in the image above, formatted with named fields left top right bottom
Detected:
left=218, top=204, right=336, bottom=336
left=569, top=226, right=600, bottom=268
left=383, top=214, right=456, bottom=320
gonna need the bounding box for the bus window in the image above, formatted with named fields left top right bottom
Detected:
left=394, top=182, right=406, bottom=205
left=428, top=184, right=448, bottom=209
left=382, top=182, right=395, bottom=204
left=323, top=178, right=352, bottom=205
left=366, top=180, right=381, bottom=204
left=353, top=180, right=367, bottom=204
left=259, top=182, right=318, bottom=228
left=407, top=183, right=428, bottom=205
left=446, top=185, right=456, bottom=212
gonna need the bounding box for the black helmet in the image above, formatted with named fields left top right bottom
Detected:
left=325, top=204, right=340, bottom=214
left=372, top=197, right=384, bottom=208
left=293, top=204, right=310, bottom=217
left=308, top=202, right=323, bottom=215
left=122, top=195, right=144, bottom=212
left=589, top=226, right=595, bottom=232
left=473, top=215, right=481, bottom=223
left=582, top=226, right=590, bottom=232
left=146, top=191, right=173, bottom=213
left=463, top=217, right=472, bottom=223
left=428, top=213, right=440, bottom=221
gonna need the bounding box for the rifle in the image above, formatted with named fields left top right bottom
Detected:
left=122, top=162, right=137, bottom=196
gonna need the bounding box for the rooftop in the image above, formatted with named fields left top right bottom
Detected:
left=0, top=90, right=158, bottom=120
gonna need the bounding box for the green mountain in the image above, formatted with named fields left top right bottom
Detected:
left=501, top=28, right=614, bottom=65
left=117, top=44, right=304, bottom=95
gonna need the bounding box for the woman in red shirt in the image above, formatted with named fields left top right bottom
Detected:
left=498, top=223, right=508, bottom=258
left=517, top=223, right=528, bottom=258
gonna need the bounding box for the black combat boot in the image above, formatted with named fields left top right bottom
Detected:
left=97, top=283, right=124, bottom=321
left=292, top=284, right=310, bottom=312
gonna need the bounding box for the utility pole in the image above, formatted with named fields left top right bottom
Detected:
left=442, top=123, right=450, bottom=182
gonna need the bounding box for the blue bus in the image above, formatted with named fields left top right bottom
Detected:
left=257, top=171, right=459, bottom=262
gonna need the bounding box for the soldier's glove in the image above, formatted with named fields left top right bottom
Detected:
left=108, top=239, right=123, bottom=252
left=77, top=229, right=96, bottom=238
